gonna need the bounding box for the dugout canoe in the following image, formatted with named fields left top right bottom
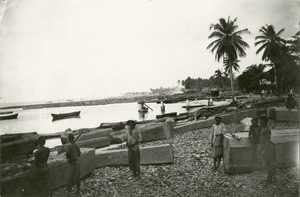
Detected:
left=0, top=113, right=18, bottom=120
left=0, top=132, right=38, bottom=159
left=51, top=111, right=80, bottom=120
left=156, top=112, right=177, bottom=119
left=0, top=111, right=13, bottom=115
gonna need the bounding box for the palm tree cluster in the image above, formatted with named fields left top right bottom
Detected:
left=207, top=17, right=300, bottom=96
left=207, top=17, right=250, bottom=99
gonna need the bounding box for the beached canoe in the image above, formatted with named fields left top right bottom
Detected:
left=51, top=111, right=80, bottom=120
left=99, top=122, right=126, bottom=130
left=0, top=113, right=18, bottom=120
left=156, top=112, right=177, bottom=119
left=0, top=111, right=13, bottom=115
left=0, top=132, right=38, bottom=159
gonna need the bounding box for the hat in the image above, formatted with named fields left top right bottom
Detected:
left=127, top=120, right=136, bottom=126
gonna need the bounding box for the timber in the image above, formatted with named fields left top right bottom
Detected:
left=174, top=109, right=257, bottom=133
left=76, top=137, right=111, bottom=149
left=223, top=129, right=299, bottom=174
left=268, top=107, right=299, bottom=122
left=95, top=144, right=174, bottom=168
left=0, top=148, right=95, bottom=196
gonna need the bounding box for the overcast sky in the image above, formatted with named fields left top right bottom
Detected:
left=0, top=0, right=299, bottom=103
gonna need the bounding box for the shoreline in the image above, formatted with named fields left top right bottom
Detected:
left=0, top=92, right=255, bottom=110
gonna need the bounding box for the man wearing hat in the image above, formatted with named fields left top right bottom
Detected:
left=210, top=116, right=226, bottom=171
left=126, top=120, right=142, bottom=177
left=259, top=115, right=276, bottom=184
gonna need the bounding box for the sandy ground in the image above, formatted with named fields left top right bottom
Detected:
left=52, top=121, right=299, bottom=197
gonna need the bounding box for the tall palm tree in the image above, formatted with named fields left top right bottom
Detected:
left=207, top=16, right=250, bottom=100
left=255, top=25, right=286, bottom=94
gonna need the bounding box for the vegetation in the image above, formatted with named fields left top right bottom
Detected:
left=207, top=17, right=250, bottom=99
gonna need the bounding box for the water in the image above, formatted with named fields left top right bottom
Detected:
left=0, top=101, right=192, bottom=135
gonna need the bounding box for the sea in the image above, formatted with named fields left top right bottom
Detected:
left=0, top=100, right=230, bottom=147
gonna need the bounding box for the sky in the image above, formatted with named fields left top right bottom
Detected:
left=0, top=0, right=299, bottom=103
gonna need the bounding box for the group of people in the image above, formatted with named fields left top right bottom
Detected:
left=32, top=119, right=142, bottom=196
left=32, top=114, right=277, bottom=196
left=210, top=115, right=276, bottom=183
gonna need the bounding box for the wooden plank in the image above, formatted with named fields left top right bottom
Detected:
left=95, top=144, right=174, bottom=168
left=0, top=148, right=95, bottom=196
left=174, top=109, right=257, bottom=133
left=223, top=129, right=299, bottom=174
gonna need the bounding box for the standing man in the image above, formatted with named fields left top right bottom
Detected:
left=210, top=116, right=226, bottom=171
left=34, top=136, right=50, bottom=197
left=259, top=115, right=276, bottom=184
left=126, top=120, right=142, bottom=177
left=248, top=118, right=262, bottom=169
left=66, top=133, right=81, bottom=196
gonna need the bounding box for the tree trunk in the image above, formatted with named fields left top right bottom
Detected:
left=274, top=64, right=278, bottom=95
left=230, top=64, right=234, bottom=101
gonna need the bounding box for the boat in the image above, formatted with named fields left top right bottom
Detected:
left=0, top=111, right=13, bottom=115
left=182, top=104, right=205, bottom=109
left=0, top=113, right=18, bottom=120
left=51, top=111, right=80, bottom=121
left=138, top=108, right=149, bottom=113
left=0, top=132, right=38, bottom=159
left=99, top=122, right=126, bottom=131
left=156, top=112, right=177, bottom=119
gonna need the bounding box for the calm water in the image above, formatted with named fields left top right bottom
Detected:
left=0, top=100, right=231, bottom=147
left=0, top=101, right=194, bottom=135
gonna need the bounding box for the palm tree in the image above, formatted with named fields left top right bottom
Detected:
left=214, top=69, right=223, bottom=89
left=207, top=16, right=250, bottom=100
left=255, top=25, right=286, bottom=94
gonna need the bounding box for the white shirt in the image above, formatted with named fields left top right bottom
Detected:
left=210, top=123, right=226, bottom=143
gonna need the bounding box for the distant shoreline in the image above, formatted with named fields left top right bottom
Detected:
left=0, top=95, right=161, bottom=110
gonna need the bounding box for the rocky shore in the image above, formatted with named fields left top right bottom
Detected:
left=52, top=121, right=299, bottom=197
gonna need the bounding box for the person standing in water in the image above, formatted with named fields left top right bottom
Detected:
left=210, top=116, right=226, bottom=171
left=126, top=120, right=142, bottom=177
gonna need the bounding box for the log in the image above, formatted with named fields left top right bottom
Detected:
left=77, top=137, right=111, bottom=149
left=174, top=109, right=257, bottom=133
left=95, top=144, right=174, bottom=168
left=0, top=148, right=95, bottom=196
left=110, top=122, right=174, bottom=143
left=223, top=129, right=299, bottom=174
left=268, top=107, right=299, bottom=122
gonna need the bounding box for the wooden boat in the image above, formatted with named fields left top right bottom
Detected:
left=182, top=104, right=205, bottom=109
left=99, top=122, right=126, bottom=131
left=0, top=132, right=38, bottom=159
left=156, top=112, right=177, bottom=119
left=51, top=111, right=80, bottom=120
left=0, top=111, right=13, bottom=115
left=138, top=108, right=149, bottom=113
left=0, top=113, right=18, bottom=120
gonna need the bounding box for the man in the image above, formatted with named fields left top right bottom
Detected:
left=66, top=133, right=81, bottom=196
left=259, top=115, right=276, bottom=184
left=286, top=93, right=297, bottom=110
left=210, top=116, right=226, bottom=171
left=34, top=136, right=50, bottom=197
left=248, top=118, right=262, bottom=169
left=126, top=120, right=142, bottom=177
